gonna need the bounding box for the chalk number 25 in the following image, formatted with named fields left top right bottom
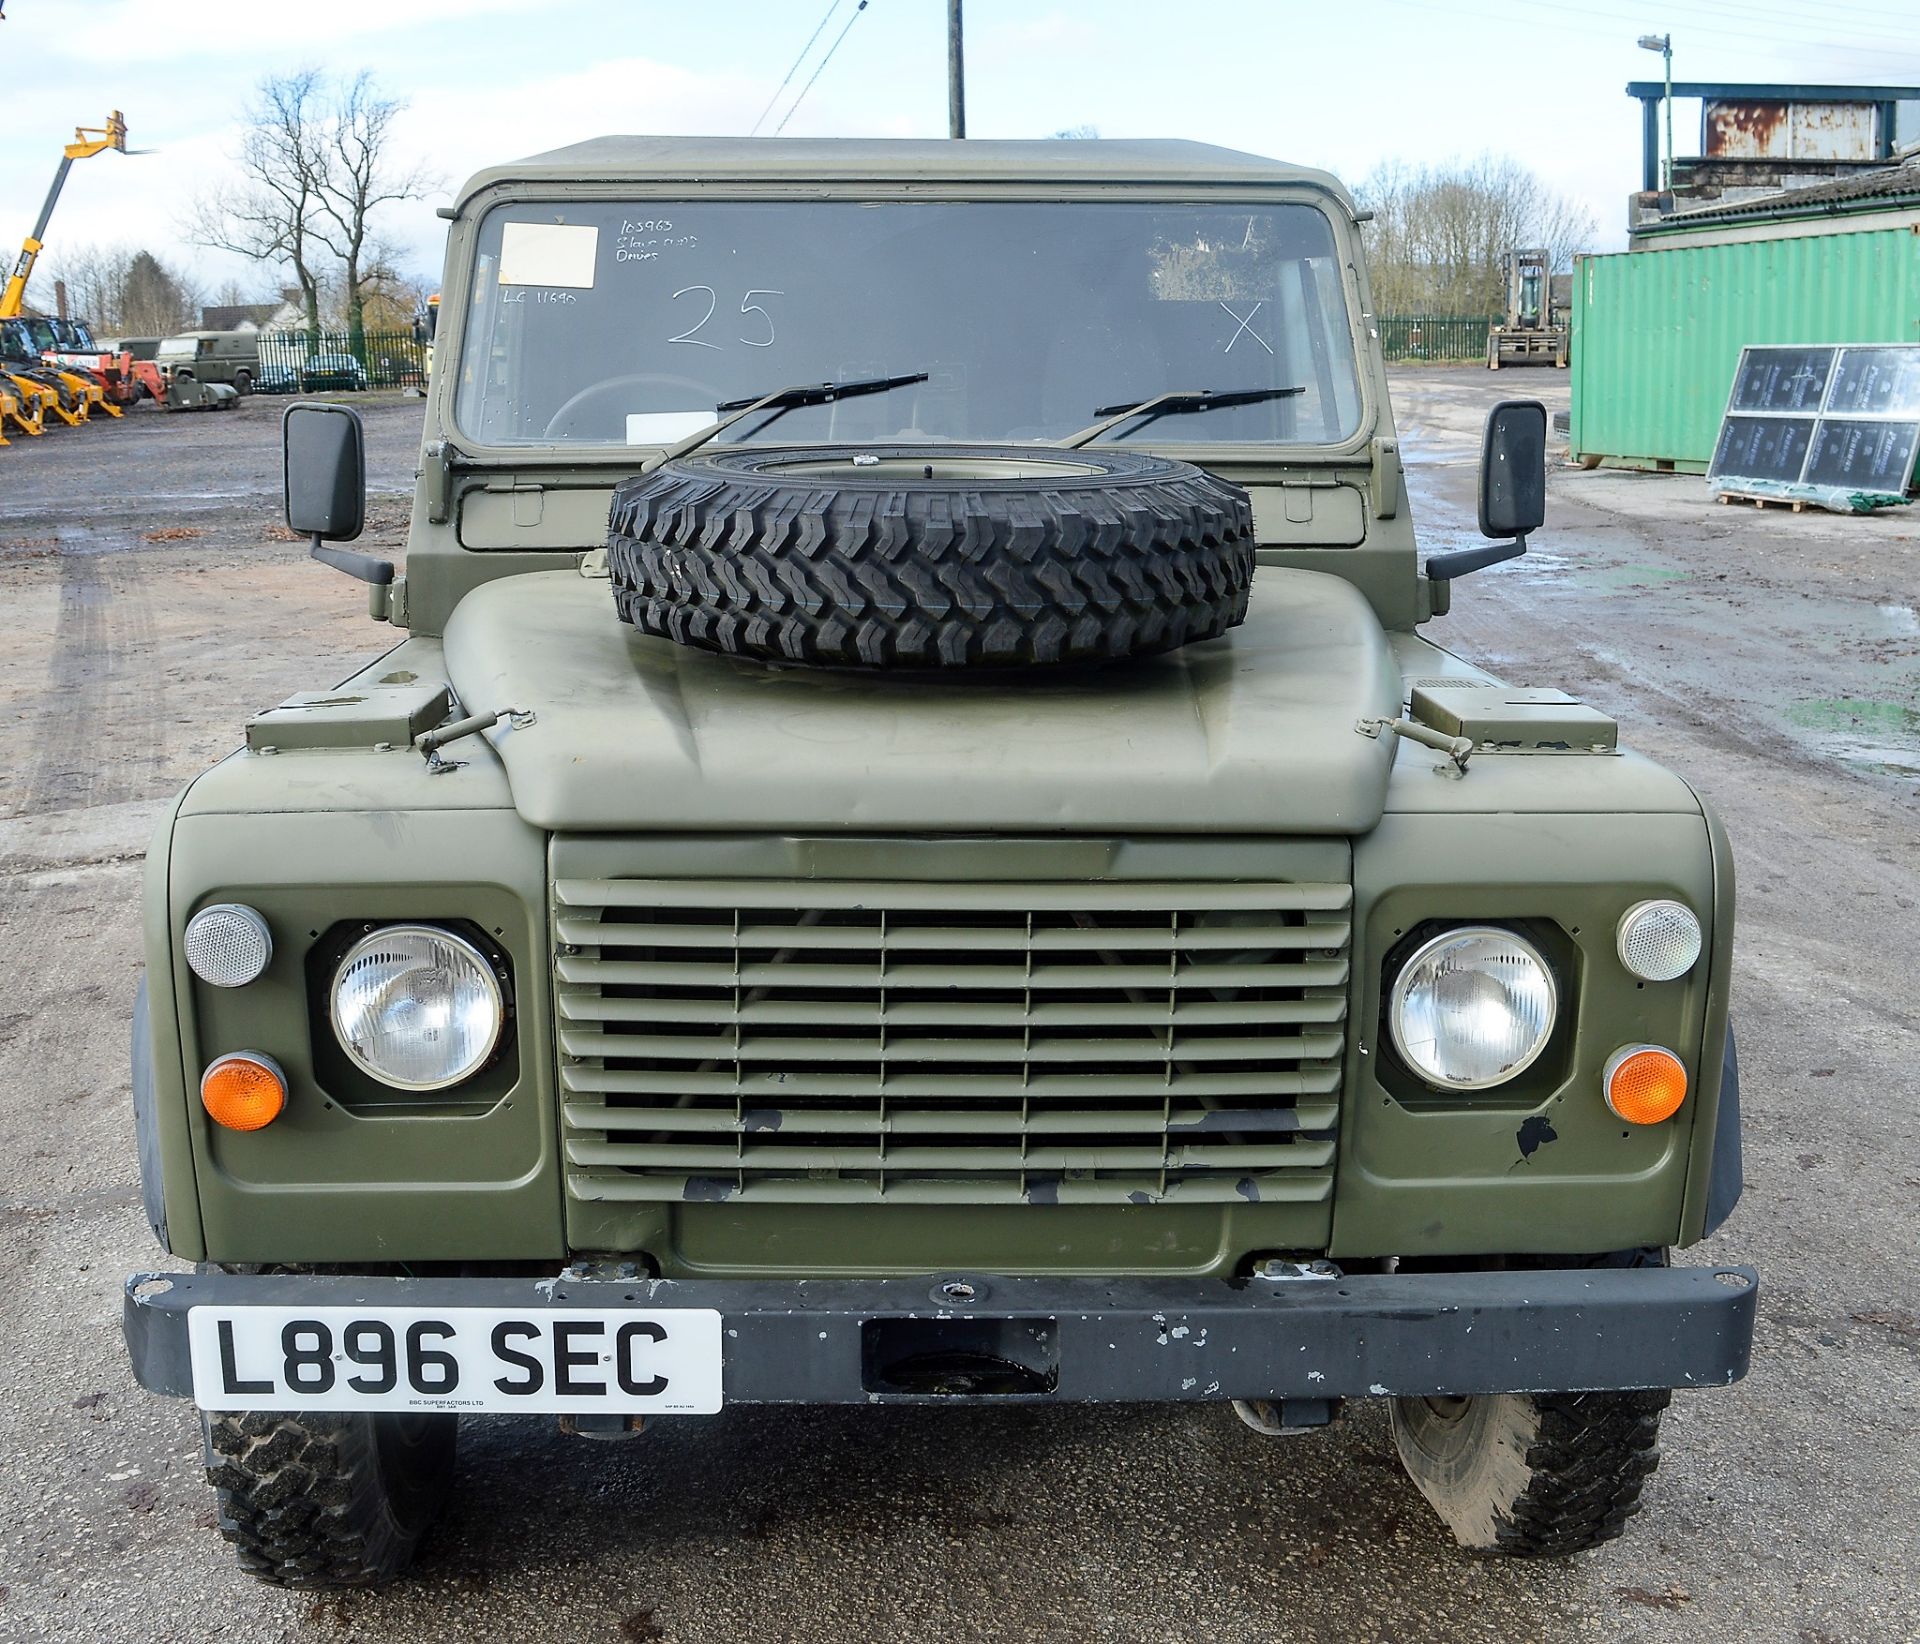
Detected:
left=668, top=286, right=783, bottom=349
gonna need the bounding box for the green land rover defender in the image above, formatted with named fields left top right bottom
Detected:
left=122, top=138, right=1753, bottom=1587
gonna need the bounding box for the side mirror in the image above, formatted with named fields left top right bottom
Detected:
left=1426, top=398, right=1548, bottom=583
left=1478, top=398, right=1547, bottom=541
left=283, top=401, right=392, bottom=586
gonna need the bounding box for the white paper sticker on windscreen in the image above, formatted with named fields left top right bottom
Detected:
left=498, top=222, right=599, bottom=288
left=627, top=411, right=715, bottom=445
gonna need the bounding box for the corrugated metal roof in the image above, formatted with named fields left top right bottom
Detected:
left=455, top=137, right=1351, bottom=210
left=1653, top=156, right=1920, bottom=229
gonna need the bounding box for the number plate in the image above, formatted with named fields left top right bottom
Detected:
left=187, top=1306, right=724, bottom=1415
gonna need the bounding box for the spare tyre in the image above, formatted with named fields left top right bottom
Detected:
left=606, top=445, right=1255, bottom=669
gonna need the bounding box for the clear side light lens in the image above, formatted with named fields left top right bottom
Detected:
left=1390, top=927, right=1557, bottom=1090
left=330, top=924, right=504, bottom=1091
left=1617, top=900, right=1702, bottom=982
left=184, top=904, right=273, bottom=987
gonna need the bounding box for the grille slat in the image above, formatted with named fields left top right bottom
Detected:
left=558, top=992, right=1349, bottom=1029
left=568, top=1173, right=1336, bottom=1207
left=562, top=1101, right=1341, bottom=1137
left=559, top=1028, right=1345, bottom=1066
left=557, top=915, right=1341, bottom=953
left=556, top=877, right=1354, bottom=913
left=562, top=1065, right=1342, bottom=1100
left=559, top=955, right=1349, bottom=991
left=554, top=876, right=1350, bottom=1206
left=565, top=1139, right=1337, bottom=1173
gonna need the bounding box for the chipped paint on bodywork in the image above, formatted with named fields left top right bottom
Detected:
left=1516, top=1115, right=1559, bottom=1160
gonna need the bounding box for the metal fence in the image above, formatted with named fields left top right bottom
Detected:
left=256, top=328, right=427, bottom=391
left=1376, top=315, right=1495, bottom=363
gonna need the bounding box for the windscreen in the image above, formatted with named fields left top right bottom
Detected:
left=454, top=199, right=1364, bottom=448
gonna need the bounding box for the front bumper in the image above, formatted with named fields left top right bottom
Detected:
left=124, top=1263, right=1756, bottom=1406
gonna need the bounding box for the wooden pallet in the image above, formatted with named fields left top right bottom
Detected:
left=1715, top=489, right=1809, bottom=513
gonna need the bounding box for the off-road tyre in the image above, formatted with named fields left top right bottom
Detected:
left=204, top=1410, right=456, bottom=1588
left=1391, top=1388, right=1671, bottom=1557
left=606, top=444, right=1255, bottom=669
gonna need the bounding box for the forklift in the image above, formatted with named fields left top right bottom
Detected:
left=1486, top=247, right=1569, bottom=369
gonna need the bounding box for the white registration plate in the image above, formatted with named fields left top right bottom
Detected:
left=188, top=1306, right=724, bottom=1415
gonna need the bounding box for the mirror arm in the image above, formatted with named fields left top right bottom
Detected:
left=310, top=535, right=394, bottom=586
left=1425, top=531, right=1526, bottom=583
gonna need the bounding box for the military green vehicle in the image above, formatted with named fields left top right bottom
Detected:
left=121, top=138, right=1753, bottom=1587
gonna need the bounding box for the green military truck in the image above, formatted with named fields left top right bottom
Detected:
left=156, top=329, right=261, bottom=393
left=121, top=138, right=1753, bottom=1587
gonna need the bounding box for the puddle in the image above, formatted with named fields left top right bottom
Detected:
left=1784, top=697, right=1920, bottom=782
left=1583, top=563, right=1691, bottom=589
left=1877, top=604, right=1920, bottom=636
left=1785, top=697, right=1920, bottom=735
left=0, top=521, right=256, bottom=561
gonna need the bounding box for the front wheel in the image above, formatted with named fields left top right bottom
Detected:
left=1391, top=1389, right=1670, bottom=1557
left=204, top=1409, right=456, bottom=1587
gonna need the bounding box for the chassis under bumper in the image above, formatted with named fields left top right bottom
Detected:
left=124, top=1262, right=1756, bottom=1406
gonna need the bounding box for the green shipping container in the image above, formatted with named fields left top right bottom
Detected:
left=1569, top=227, right=1920, bottom=473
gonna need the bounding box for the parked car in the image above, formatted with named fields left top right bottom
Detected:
left=252, top=363, right=299, bottom=396
left=297, top=352, right=368, bottom=392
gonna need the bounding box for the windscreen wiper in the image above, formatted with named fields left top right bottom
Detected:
left=640, top=371, right=929, bottom=472
left=1058, top=386, right=1306, bottom=450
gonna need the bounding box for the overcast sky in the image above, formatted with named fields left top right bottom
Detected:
left=4, top=0, right=1918, bottom=311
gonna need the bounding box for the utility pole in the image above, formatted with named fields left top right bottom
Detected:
left=947, top=0, right=965, bottom=139
left=1636, top=33, right=1674, bottom=191
left=1664, top=39, right=1674, bottom=192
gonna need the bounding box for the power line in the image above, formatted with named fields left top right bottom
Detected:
left=1370, top=0, right=1920, bottom=73
left=775, top=0, right=872, bottom=135
left=1509, top=0, right=1920, bottom=66
left=749, top=0, right=841, bottom=138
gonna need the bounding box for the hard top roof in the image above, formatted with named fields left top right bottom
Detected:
left=454, top=136, right=1354, bottom=210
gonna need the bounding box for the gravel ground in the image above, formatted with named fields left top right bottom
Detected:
left=0, top=376, right=1915, bottom=1643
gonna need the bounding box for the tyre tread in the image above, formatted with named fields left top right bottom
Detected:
left=203, top=1411, right=451, bottom=1589
left=1492, top=1389, right=1671, bottom=1558
left=606, top=446, right=1256, bottom=669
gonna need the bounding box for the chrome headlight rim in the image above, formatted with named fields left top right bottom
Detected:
left=1387, top=924, right=1559, bottom=1092
left=1616, top=898, right=1702, bottom=982
left=328, top=922, right=506, bottom=1092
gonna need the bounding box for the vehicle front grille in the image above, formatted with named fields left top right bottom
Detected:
left=553, top=877, right=1351, bottom=1206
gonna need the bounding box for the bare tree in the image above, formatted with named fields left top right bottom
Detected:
left=44, top=242, right=130, bottom=330
left=45, top=242, right=198, bottom=334
left=1355, top=156, right=1595, bottom=315
left=347, top=238, right=432, bottom=332
left=309, top=73, right=435, bottom=354
left=191, top=69, right=330, bottom=343
left=209, top=275, right=273, bottom=310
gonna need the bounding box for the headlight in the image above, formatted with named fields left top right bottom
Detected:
left=330, top=925, right=504, bottom=1091
left=1389, top=926, right=1557, bottom=1090
left=1617, top=899, right=1701, bottom=981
